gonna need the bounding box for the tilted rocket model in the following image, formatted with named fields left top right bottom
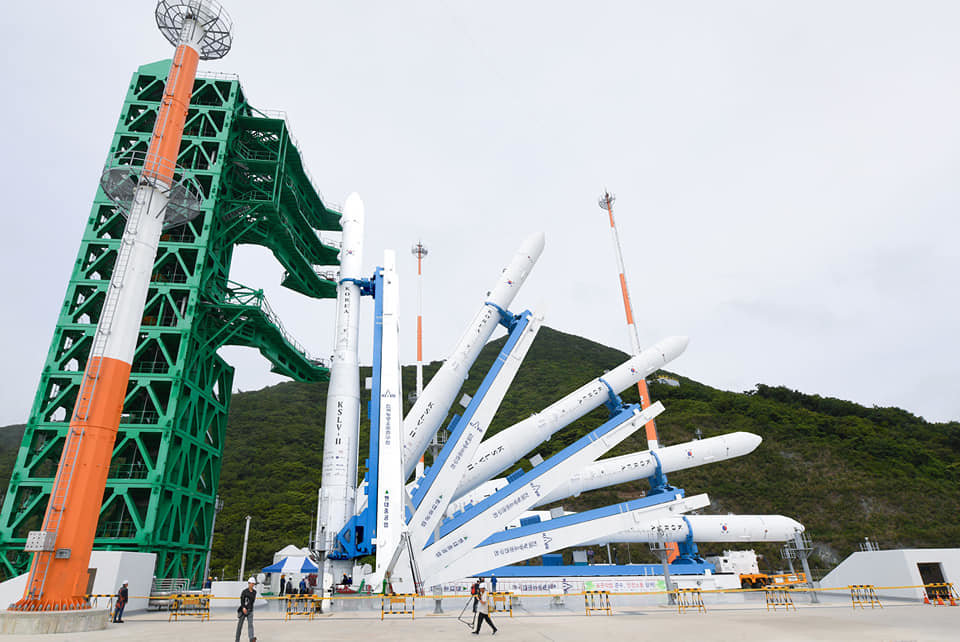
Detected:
left=316, top=193, right=365, bottom=584
left=452, top=335, right=689, bottom=501
left=401, top=232, right=545, bottom=479
left=446, top=431, right=763, bottom=515
left=579, top=515, right=805, bottom=546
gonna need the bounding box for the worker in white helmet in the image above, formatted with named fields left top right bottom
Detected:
left=236, top=577, right=258, bottom=642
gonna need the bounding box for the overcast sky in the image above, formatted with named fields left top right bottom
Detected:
left=1, top=1, right=957, bottom=429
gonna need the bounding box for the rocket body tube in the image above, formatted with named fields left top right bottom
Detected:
left=446, top=431, right=761, bottom=514
left=578, top=514, right=805, bottom=546
left=400, top=232, right=545, bottom=478
left=452, top=335, right=689, bottom=500
left=373, top=250, right=404, bottom=580
left=316, top=193, right=364, bottom=578
left=534, top=431, right=762, bottom=507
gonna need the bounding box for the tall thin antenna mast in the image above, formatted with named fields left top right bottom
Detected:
left=598, top=190, right=659, bottom=450
left=411, top=241, right=429, bottom=397
left=411, top=241, right=429, bottom=478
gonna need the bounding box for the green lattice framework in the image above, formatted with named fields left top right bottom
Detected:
left=0, top=60, right=340, bottom=585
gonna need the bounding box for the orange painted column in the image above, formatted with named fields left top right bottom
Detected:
left=15, top=40, right=202, bottom=611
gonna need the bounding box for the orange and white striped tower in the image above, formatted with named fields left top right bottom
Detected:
left=13, top=1, right=233, bottom=611
left=598, top=190, right=660, bottom=450
left=411, top=241, right=429, bottom=477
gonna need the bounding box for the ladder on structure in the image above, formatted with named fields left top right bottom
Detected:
left=383, top=531, right=424, bottom=596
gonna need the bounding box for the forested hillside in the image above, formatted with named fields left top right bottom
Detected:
left=1, top=327, right=957, bottom=580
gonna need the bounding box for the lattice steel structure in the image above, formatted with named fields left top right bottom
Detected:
left=0, top=60, right=340, bottom=584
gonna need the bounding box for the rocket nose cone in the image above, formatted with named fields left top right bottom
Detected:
left=343, top=192, right=365, bottom=222
left=739, top=432, right=763, bottom=453
left=520, top=231, right=546, bottom=260
left=787, top=517, right=805, bottom=533
left=662, top=336, right=689, bottom=360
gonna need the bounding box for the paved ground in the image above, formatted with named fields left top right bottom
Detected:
left=2, top=602, right=957, bottom=641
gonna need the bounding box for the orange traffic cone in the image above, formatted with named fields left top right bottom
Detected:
left=935, top=594, right=945, bottom=606
left=923, top=594, right=930, bottom=605
left=949, top=594, right=957, bottom=607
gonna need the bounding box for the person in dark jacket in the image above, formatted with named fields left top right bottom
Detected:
left=113, top=580, right=128, bottom=623
left=299, top=576, right=308, bottom=594
left=279, top=574, right=287, bottom=596
left=236, top=577, right=257, bottom=642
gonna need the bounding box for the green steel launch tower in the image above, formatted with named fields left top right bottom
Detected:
left=0, top=60, right=340, bottom=584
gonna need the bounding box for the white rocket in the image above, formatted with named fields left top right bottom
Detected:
left=452, top=335, right=689, bottom=500
left=372, top=250, right=405, bottom=582
left=400, top=232, right=545, bottom=478
left=445, top=431, right=762, bottom=515
left=579, top=514, right=805, bottom=545
left=316, top=193, right=365, bottom=582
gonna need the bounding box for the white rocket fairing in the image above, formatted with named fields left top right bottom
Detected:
left=316, top=193, right=364, bottom=581
left=579, top=514, right=805, bottom=546
left=452, top=335, right=689, bottom=500
left=400, top=232, right=545, bottom=478
left=446, top=431, right=762, bottom=515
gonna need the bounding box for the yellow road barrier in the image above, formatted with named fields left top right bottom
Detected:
left=284, top=595, right=321, bottom=621
left=676, top=588, right=706, bottom=614
left=850, top=585, right=882, bottom=609
left=167, top=593, right=210, bottom=621
left=765, top=587, right=796, bottom=612
left=583, top=590, right=612, bottom=616
left=924, top=582, right=958, bottom=606
left=490, top=591, right=514, bottom=617
left=381, top=593, right=416, bottom=620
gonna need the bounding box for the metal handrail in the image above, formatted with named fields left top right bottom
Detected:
left=221, top=282, right=327, bottom=368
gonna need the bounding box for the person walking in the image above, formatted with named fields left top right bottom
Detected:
left=472, top=586, right=498, bottom=635
left=113, top=580, right=129, bottom=623
left=236, top=577, right=257, bottom=642
left=470, top=578, right=481, bottom=624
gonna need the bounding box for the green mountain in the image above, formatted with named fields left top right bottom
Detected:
left=2, top=327, right=958, bottom=580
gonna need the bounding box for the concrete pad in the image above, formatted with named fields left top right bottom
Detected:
left=0, top=601, right=957, bottom=641
left=0, top=609, right=109, bottom=635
